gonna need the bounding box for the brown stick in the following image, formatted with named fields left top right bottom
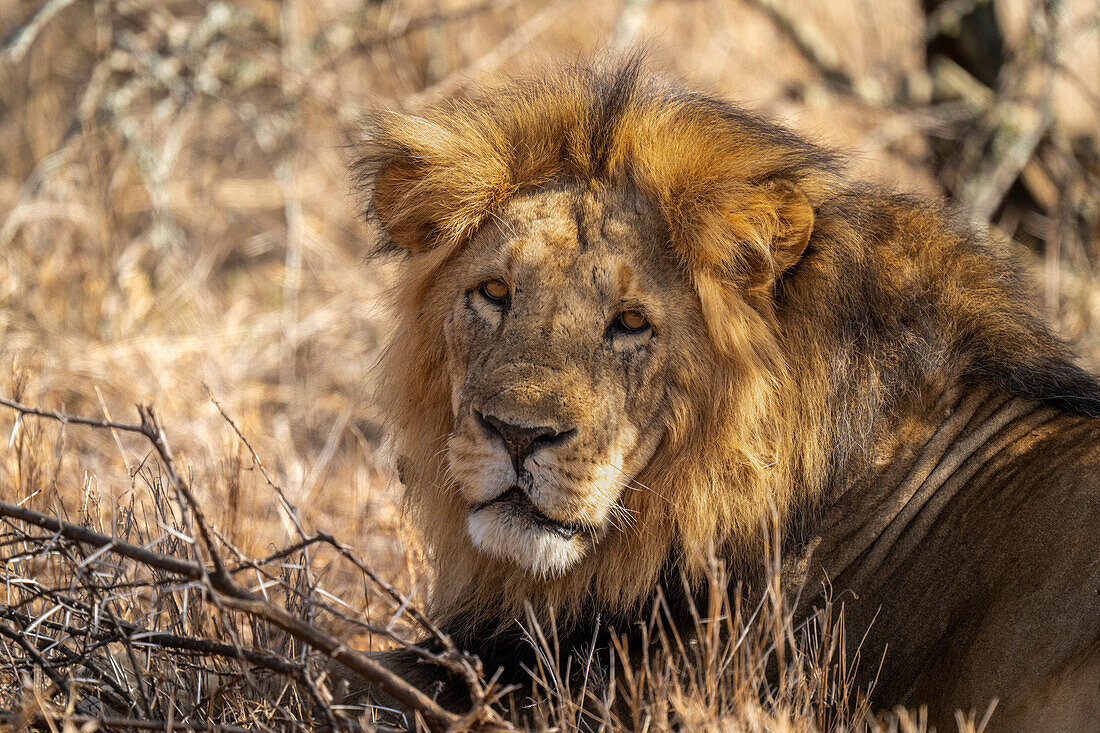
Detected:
left=1, top=499, right=200, bottom=578
left=0, top=623, right=72, bottom=697
left=0, top=395, right=517, bottom=730
left=742, top=0, right=857, bottom=97
left=0, top=498, right=475, bottom=732
left=204, top=391, right=498, bottom=705
left=0, top=396, right=146, bottom=434
left=0, top=0, right=80, bottom=64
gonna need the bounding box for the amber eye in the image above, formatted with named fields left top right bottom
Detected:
left=616, top=309, right=649, bottom=333
left=479, top=278, right=510, bottom=302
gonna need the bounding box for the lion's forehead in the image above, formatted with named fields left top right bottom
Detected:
left=479, top=186, right=678, bottom=296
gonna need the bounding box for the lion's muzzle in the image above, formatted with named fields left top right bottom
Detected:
left=453, top=386, right=609, bottom=576
left=476, top=410, right=577, bottom=475
left=447, top=346, right=641, bottom=576
left=465, top=485, right=591, bottom=577
left=472, top=486, right=588, bottom=539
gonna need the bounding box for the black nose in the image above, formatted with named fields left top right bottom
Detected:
left=477, top=411, right=574, bottom=473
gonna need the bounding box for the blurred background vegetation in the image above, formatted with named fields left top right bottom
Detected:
left=0, top=0, right=1097, bottom=729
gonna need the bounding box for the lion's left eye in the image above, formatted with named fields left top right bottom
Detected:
left=479, top=278, right=510, bottom=303
left=615, top=310, right=650, bottom=333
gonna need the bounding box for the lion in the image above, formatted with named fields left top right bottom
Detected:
left=352, top=59, right=1100, bottom=730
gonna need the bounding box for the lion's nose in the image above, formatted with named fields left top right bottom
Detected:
left=477, top=411, right=575, bottom=473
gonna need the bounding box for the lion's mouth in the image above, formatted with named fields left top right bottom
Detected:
left=472, top=486, right=587, bottom=539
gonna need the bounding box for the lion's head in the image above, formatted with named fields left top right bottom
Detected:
left=439, top=185, right=694, bottom=577
left=356, top=60, right=840, bottom=632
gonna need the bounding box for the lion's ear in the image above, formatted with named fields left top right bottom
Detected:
left=361, top=114, right=454, bottom=255
left=764, top=179, right=814, bottom=278
left=364, top=112, right=516, bottom=255
left=724, top=179, right=814, bottom=291
left=373, top=156, right=434, bottom=254
left=695, top=180, right=814, bottom=354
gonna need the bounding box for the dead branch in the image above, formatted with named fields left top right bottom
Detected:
left=1, top=499, right=199, bottom=578
left=205, top=386, right=308, bottom=540
left=405, top=0, right=569, bottom=110
left=0, top=606, right=297, bottom=678
left=345, top=0, right=523, bottom=57
left=0, top=396, right=146, bottom=435
left=741, top=0, right=859, bottom=98
left=203, top=387, right=505, bottom=710
left=0, top=623, right=71, bottom=699
left=0, top=496, right=480, bottom=733
left=0, top=396, right=512, bottom=733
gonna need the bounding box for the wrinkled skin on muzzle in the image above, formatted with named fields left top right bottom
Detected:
left=432, top=183, right=701, bottom=577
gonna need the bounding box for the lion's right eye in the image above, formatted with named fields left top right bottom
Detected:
left=478, top=278, right=510, bottom=303
left=614, top=309, right=650, bottom=334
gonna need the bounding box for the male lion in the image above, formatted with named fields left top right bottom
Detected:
left=354, top=60, right=1099, bottom=730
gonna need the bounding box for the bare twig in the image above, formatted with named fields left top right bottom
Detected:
left=345, top=0, right=523, bottom=58
left=0, top=623, right=71, bottom=699
left=0, top=498, right=480, bottom=732
left=741, top=0, right=858, bottom=98
left=1, top=499, right=200, bottom=578
left=0, top=396, right=145, bottom=435
left=204, top=386, right=307, bottom=540
left=0, top=395, right=511, bottom=732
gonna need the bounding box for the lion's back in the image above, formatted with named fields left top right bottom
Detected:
left=804, top=399, right=1100, bottom=731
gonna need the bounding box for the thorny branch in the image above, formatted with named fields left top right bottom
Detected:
left=0, top=396, right=511, bottom=733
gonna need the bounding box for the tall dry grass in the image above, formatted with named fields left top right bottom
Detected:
left=1, top=0, right=1097, bottom=730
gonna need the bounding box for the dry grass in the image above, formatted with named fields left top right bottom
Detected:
left=0, top=0, right=1097, bottom=730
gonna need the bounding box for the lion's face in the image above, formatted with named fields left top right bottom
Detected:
left=363, top=65, right=818, bottom=610
left=434, top=184, right=699, bottom=576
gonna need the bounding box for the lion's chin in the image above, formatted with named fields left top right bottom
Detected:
left=467, top=502, right=587, bottom=577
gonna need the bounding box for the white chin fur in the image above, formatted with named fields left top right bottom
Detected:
left=467, top=505, right=585, bottom=577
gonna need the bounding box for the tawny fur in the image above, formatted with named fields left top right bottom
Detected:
left=353, top=59, right=1100, bottom=724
